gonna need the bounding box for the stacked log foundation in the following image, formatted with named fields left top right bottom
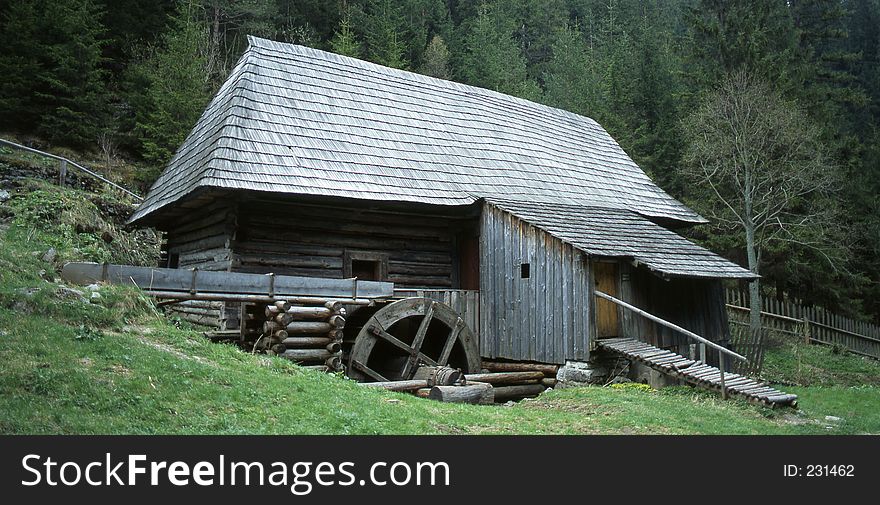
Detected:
left=255, top=300, right=346, bottom=372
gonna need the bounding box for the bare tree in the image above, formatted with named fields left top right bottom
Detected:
left=681, top=71, right=838, bottom=369
left=98, top=128, right=117, bottom=174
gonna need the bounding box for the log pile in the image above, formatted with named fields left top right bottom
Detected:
left=361, top=363, right=559, bottom=404
left=258, top=300, right=347, bottom=372
left=168, top=300, right=224, bottom=327
left=477, top=360, right=560, bottom=401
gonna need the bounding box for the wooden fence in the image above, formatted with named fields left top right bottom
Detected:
left=725, top=289, right=880, bottom=360
left=394, top=289, right=480, bottom=340
left=0, top=137, right=143, bottom=201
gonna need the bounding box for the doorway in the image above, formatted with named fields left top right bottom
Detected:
left=594, top=261, right=620, bottom=338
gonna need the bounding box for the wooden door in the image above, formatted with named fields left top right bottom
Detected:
left=594, top=262, right=620, bottom=338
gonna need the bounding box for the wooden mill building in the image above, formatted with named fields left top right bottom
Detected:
left=129, top=36, right=755, bottom=370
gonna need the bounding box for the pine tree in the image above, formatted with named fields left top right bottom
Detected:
left=456, top=3, right=539, bottom=100
left=685, top=0, right=800, bottom=92
left=330, top=5, right=362, bottom=58
left=543, top=24, right=602, bottom=117
left=0, top=0, right=43, bottom=132
left=364, top=0, right=408, bottom=69
left=0, top=0, right=110, bottom=147
left=36, top=0, right=110, bottom=147
left=133, top=1, right=212, bottom=164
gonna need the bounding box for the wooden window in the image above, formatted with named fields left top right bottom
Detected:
left=521, top=262, right=530, bottom=279
left=343, top=251, right=388, bottom=281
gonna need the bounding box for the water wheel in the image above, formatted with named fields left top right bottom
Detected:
left=346, top=297, right=480, bottom=382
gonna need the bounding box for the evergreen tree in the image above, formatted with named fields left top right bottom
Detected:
left=133, top=1, right=213, bottom=164
left=36, top=0, right=110, bottom=147
left=543, top=24, right=602, bottom=117
left=364, top=0, right=409, bottom=68
left=456, top=3, right=539, bottom=100
left=330, top=5, right=362, bottom=58
left=0, top=0, right=43, bottom=132
left=685, top=0, right=800, bottom=93
left=398, top=0, right=453, bottom=70
left=0, top=0, right=109, bottom=147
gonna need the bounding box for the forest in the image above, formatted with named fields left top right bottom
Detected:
left=0, top=0, right=878, bottom=324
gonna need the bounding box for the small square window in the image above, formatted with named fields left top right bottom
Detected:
left=521, top=262, right=530, bottom=279
left=344, top=251, right=388, bottom=281
left=351, top=259, right=381, bottom=281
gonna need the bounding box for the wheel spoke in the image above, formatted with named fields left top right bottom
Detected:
left=369, top=325, right=439, bottom=371
left=401, top=301, right=435, bottom=378
left=351, top=359, right=388, bottom=382
left=438, top=319, right=463, bottom=365
left=369, top=326, right=412, bottom=354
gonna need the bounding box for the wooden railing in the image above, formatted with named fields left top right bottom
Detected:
left=0, top=137, right=143, bottom=201
left=596, top=290, right=747, bottom=399
left=725, top=289, right=880, bottom=360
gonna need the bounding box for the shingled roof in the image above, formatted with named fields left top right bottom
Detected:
left=129, top=36, right=704, bottom=225
left=486, top=198, right=755, bottom=279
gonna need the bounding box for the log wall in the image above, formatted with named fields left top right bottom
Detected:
left=163, top=200, right=236, bottom=328
left=230, top=198, right=474, bottom=289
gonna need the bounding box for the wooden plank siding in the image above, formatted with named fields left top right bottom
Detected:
left=394, top=289, right=480, bottom=341
left=479, top=204, right=592, bottom=364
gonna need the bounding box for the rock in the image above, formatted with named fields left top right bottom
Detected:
left=41, top=247, right=56, bottom=263
left=85, top=283, right=101, bottom=292
left=90, top=291, right=102, bottom=302
left=16, top=287, right=39, bottom=298
left=825, top=415, right=842, bottom=422
left=557, top=360, right=607, bottom=384
left=0, top=189, right=9, bottom=202
left=55, top=286, right=86, bottom=303
left=503, top=401, right=516, bottom=407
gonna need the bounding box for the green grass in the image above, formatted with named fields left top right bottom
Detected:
left=762, top=334, right=880, bottom=387
left=1, top=178, right=878, bottom=435
left=0, top=308, right=863, bottom=435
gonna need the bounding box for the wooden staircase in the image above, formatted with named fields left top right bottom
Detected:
left=598, top=338, right=798, bottom=408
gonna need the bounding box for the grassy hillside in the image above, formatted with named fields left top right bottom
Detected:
left=0, top=177, right=878, bottom=435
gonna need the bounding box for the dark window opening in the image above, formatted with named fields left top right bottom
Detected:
left=352, top=259, right=381, bottom=281
left=168, top=253, right=179, bottom=269
left=521, top=262, right=530, bottom=279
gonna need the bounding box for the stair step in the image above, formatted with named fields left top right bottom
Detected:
left=597, top=338, right=797, bottom=407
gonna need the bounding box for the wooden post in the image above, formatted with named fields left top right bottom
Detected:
left=719, top=353, right=726, bottom=400
left=59, top=159, right=67, bottom=186
left=699, top=343, right=706, bottom=363
left=803, top=316, right=810, bottom=345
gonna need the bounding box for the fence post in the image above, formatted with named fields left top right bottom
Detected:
left=802, top=316, right=810, bottom=345
left=719, top=353, right=726, bottom=400
left=59, top=159, right=67, bottom=187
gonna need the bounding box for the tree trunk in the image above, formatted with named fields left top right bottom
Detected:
left=745, top=219, right=763, bottom=373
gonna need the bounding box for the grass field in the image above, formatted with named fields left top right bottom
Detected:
left=1, top=179, right=878, bottom=435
